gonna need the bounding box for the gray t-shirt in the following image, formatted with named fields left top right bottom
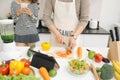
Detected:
left=11, top=1, right=38, bottom=35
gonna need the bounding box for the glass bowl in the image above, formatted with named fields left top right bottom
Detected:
left=68, top=59, right=89, bottom=75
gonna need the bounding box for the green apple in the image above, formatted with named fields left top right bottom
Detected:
left=49, top=69, right=57, bottom=77
left=88, top=50, right=95, bottom=59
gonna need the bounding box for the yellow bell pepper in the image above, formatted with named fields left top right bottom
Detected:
left=9, top=60, right=24, bottom=73
left=41, top=42, right=51, bottom=51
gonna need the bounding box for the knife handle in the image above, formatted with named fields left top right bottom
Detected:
left=109, top=30, right=114, bottom=41
left=114, top=27, right=119, bottom=41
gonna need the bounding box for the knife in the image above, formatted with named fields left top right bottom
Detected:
left=109, top=30, right=115, bottom=41
left=114, top=27, right=119, bottom=41
left=63, top=42, right=71, bottom=51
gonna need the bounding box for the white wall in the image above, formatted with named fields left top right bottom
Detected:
left=0, top=0, right=12, bottom=19
left=89, top=0, right=120, bottom=31
left=89, top=0, right=103, bottom=20
left=99, top=0, right=120, bottom=31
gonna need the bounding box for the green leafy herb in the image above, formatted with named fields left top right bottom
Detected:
left=0, top=74, right=40, bottom=80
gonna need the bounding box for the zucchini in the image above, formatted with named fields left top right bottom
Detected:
left=27, top=45, right=35, bottom=57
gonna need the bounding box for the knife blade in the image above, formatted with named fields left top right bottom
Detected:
left=109, top=30, right=115, bottom=41
left=63, top=42, right=71, bottom=50
left=114, top=27, right=119, bottom=41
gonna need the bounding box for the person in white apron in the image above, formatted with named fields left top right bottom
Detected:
left=51, top=0, right=78, bottom=48
left=43, top=0, right=90, bottom=49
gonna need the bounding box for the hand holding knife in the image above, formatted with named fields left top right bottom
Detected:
left=63, top=42, right=71, bottom=51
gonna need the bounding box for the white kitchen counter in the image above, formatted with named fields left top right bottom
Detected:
left=0, top=44, right=115, bottom=80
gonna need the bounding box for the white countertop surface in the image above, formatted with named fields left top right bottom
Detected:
left=0, top=43, right=115, bottom=80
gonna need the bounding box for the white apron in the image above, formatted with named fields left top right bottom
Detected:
left=51, top=0, right=79, bottom=46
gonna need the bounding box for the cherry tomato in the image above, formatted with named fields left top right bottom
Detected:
left=25, top=61, right=31, bottom=67
left=21, top=58, right=26, bottom=63
left=22, top=67, right=31, bottom=75
left=21, top=58, right=31, bottom=67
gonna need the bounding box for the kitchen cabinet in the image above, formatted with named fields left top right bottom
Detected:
left=76, top=34, right=109, bottom=47
left=80, top=27, right=110, bottom=47
left=38, top=27, right=110, bottom=47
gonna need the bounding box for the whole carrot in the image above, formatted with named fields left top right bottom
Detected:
left=39, top=67, right=50, bottom=80
left=78, top=47, right=82, bottom=59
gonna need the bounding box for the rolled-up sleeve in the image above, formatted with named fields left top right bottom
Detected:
left=42, top=0, right=54, bottom=27
left=78, top=0, right=90, bottom=28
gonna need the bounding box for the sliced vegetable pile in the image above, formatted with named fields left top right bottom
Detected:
left=68, top=59, right=89, bottom=75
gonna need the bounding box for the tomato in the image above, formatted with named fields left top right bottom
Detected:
left=94, top=53, right=103, bottom=63
left=9, top=68, right=19, bottom=76
left=21, top=58, right=31, bottom=67
left=21, top=58, right=26, bottom=63
left=22, top=67, right=31, bottom=75
left=25, top=61, right=31, bottom=67
left=0, top=62, right=9, bottom=75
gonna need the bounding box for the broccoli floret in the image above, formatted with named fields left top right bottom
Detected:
left=100, top=64, right=114, bottom=80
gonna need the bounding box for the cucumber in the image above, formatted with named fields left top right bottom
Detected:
left=27, top=45, right=35, bottom=57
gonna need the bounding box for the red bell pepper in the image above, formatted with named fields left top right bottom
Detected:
left=0, top=62, right=9, bottom=75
